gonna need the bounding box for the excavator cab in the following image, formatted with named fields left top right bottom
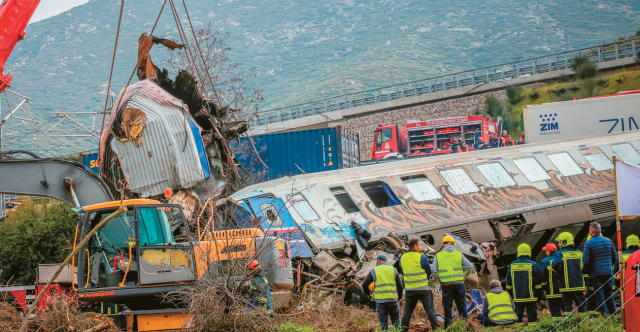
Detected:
left=76, top=199, right=197, bottom=310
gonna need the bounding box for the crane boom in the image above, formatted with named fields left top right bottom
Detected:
left=0, top=0, right=42, bottom=93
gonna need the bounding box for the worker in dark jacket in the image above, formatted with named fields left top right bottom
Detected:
left=362, top=254, right=404, bottom=331
left=583, top=222, right=617, bottom=316
left=398, top=239, right=439, bottom=332
left=488, top=133, right=500, bottom=148
left=476, top=137, right=490, bottom=150
left=539, top=243, right=562, bottom=317
left=432, top=236, right=474, bottom=329
left=506, top=243, right=542, bottom=327
left=477, top=279, right=517, bottom=327
left=552, top=232, right=587, bottom=316
left=246, top=260, right=273, bottom=314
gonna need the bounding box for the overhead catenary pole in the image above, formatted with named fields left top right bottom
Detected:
left=613, top=156, right=625, bottom=331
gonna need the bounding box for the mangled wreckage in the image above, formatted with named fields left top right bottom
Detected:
left=216, top=131, right=640, bottom=301
left=99, top=33, right=248, bottom=225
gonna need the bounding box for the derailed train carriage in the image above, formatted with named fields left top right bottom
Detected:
left=219, top=130, right=640, bottom=288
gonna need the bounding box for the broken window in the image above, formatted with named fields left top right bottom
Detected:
left=288, top=194, right=319, bottom=221
left=401, top=175, right=442, bottom=201
left=360, top=181, right=402, bottom=208
left=439, top=169, right=479, bottom=195
left=584, top=153, right=613, bottom=171
left=330, top=187, right=360, bottom=213
left=259, top=203, right=283, bottom=227
left=611, top=143, right=640, bottom=164
left=477, top=163, right=516, bottom=188
left=513, top=158, right=551, bottom=182
left=547, top=152, right=583, bottom=176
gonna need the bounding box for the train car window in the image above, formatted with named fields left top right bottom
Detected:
left=401, top=175, right=442, bottom=201
left=477, top=163, right=516, bottom=188
left=611, top=143, right=640, bottom=164
left=288, top=194, right=320, bottom=221
left=547, top=152, right=583, bottom=176
left=330, top=187, right=360, bottom=213
left=439, top=169, right=479, bottom=195
left=513, top=158, right=551, bottom=182
left=584, top=153, right=613, bottom=171
left=258, top=203, right=284, bottom=227
left=359, top=181, right=401, bottom=208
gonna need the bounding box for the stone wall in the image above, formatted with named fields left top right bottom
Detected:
left=343, top=90, right=508, bottom=161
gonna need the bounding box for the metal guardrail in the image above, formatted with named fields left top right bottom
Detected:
left=253, top=38, right=640, bottom=126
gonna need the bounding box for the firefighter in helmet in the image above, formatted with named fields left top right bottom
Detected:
left=246, top=260, right=273, bottom=314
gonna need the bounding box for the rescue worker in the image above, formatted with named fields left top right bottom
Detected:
left=552, top=232, right=587, bottom=316
left=518, top=132, right=526, bottom=144
left=477, top=279, right=517, bottom=327
left=539, top=243, right=562, bottom=318
left=459, top=142, right=471, bottom=152
left=362, top=254, right=404, bottom=331
left=504, top=135, right=516, bottom=146
left=506, top=243, right=542, bottom=327
left=432, top=235, right=473, bottom=329
left=583, top=222, right=617, bottom=316
left=623, top=235, right=640, bottom=264
left=500, top=130, right=508, bottom=147
left=246, top=260, right=273, bottom=314
left=398, top=239, right=439, bottom=332
left=451, top=139, right=461, bottom=153
left=476, top=137, right=490, bottom=150
left=488, top=133, right=500, bottom=148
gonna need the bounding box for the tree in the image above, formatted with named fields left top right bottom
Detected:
left=483, top=95, right=503, bottom=119
left=506, top=85, right=523, bottom=105
left=0, top=200, right=76, bottom=285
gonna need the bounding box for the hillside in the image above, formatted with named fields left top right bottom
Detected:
left=3, top=0, right=640, bottom=155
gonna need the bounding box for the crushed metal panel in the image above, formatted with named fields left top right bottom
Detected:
left=108, top=80, right=206, bottom=197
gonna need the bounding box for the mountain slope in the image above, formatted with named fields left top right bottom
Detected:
left=3, top=0, right=640, bottom=155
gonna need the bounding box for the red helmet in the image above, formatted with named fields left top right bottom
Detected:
left=542, top=243, right=557, bottom=252
left=247, top=260, right=260, bottom=270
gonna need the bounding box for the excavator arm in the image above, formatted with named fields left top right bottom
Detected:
left=0, top=0, right=42, bottom=93
left=0, top=151, right=114, bottom=207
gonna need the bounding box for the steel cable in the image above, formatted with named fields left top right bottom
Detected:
left=567, top=273, right=637, bottom=332
left=549, top=273, right=618, bottom=332
left=99, top=0, right=125, bottom=141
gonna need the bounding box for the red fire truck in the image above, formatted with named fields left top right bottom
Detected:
left=372, top=116, right=497, bottom=160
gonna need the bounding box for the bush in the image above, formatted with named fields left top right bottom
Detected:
left=569, top=86, right=580, bottom=92
left=583, top=79, right=598, bottom=97
left=571, top=55, right=598, bottom=79
left=0, top=200, right=76, bottom=284
left=528, top=92, right=539, bottom=100
left=483, top=95, right=503, bottom=119
left=596, top=79, right=608, bottom=87
left=506, top=85, right=523, bottom=105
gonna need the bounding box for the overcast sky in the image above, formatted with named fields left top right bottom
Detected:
left=30, top=0, right=90, bottom=24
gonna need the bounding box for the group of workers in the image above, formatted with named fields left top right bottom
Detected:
left=483, top=224, right=638, bottom=327
left=446, top=130, right=526, bottom=154
left=361, top=222, right=640, bottom=330
left=362, top=236, right=473, bottom=331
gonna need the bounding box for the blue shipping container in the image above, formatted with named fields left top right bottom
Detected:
left=230, top=127, right=360, bottom=183
left=79, top=152, right=100, bottom=175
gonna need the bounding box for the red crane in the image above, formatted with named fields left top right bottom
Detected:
left=0, top=0, right=42, bottom=93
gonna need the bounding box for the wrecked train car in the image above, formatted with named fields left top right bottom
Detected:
left=99, top=33, right=246, bottom=211
left=221, top=131, right=640, bottom=282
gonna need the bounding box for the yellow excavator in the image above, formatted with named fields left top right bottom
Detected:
left=0, top=151, right=294, bottom=331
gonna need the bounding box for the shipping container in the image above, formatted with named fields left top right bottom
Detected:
left=523, top=90, right=640, bottom=144
left=79, top=152, right=100, bottom=175
left=231, top=127, right=360, bottom=182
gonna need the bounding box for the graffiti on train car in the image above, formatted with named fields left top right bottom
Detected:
left=349, top=168, right=615, bottom=236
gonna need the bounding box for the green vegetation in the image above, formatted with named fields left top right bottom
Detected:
left=483, top=68, right=640, bottom=137
left=0, top=199, right=76, bottom=285
left=571, top=55, right=598, bottom=79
